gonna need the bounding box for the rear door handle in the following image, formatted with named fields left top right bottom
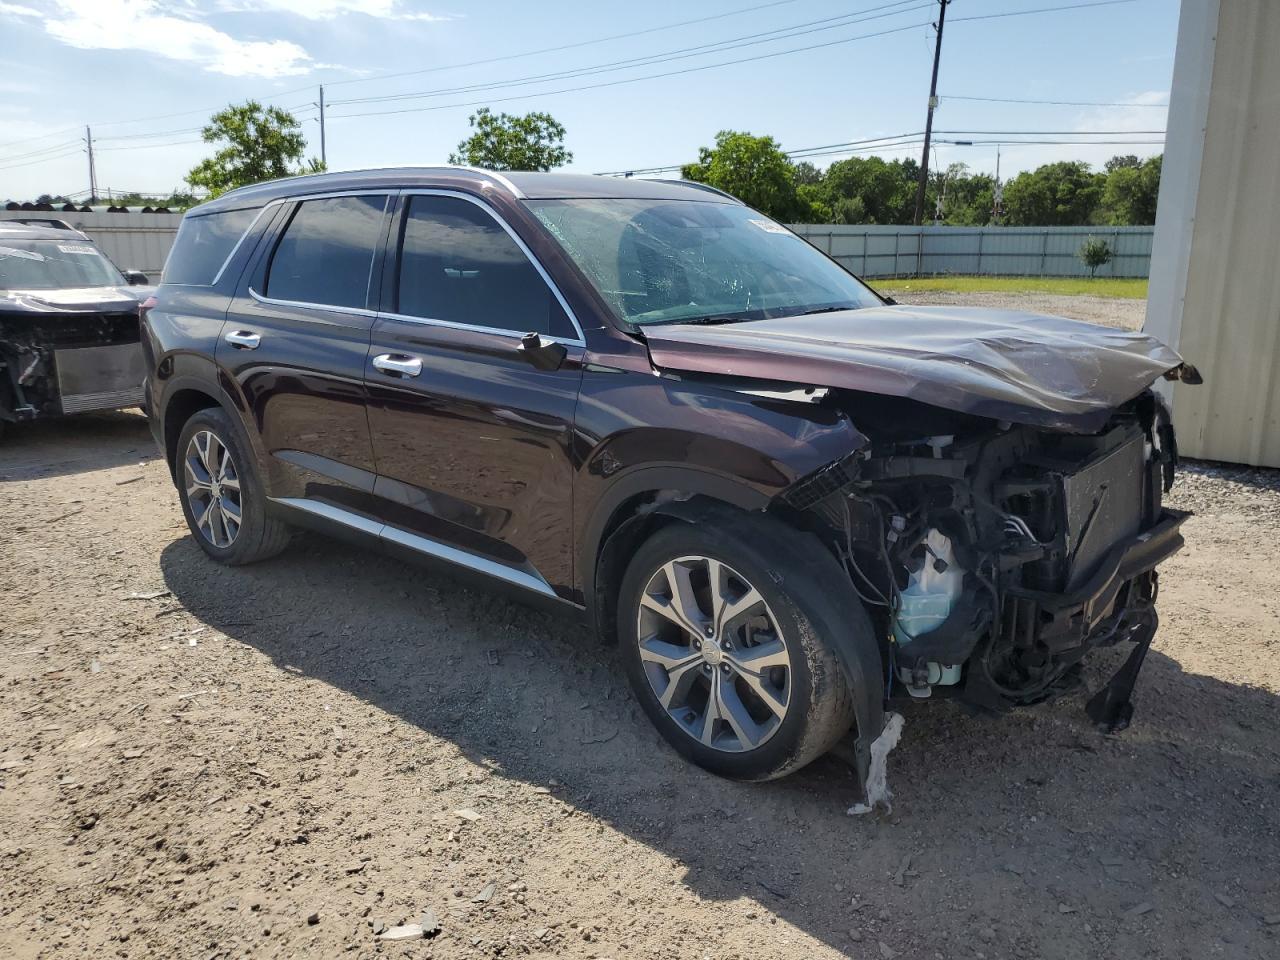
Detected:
left=372, top=353, right=423, bottom=378
left=225, top=330, right=261, bottom=350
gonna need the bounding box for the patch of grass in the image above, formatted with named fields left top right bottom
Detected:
left=876, top=276, right=1149, bottom=299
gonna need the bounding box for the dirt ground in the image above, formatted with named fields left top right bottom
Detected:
left=882, top=289, right=1148, bottom=331
left=2, top=298, right=1278, bottom=960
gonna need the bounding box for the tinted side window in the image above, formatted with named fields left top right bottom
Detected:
left=397, top=195, right=572, bottom=337
left=265, top=195, right=387, bottom=309
left=163, top=206, right=259, bottom=285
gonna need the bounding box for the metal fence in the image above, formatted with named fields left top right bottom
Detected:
left=0, top=209, right=182, bottom=277
left=787, top=224, right=1155, bottom=279
left=0, top=211, right=1155, bottom=283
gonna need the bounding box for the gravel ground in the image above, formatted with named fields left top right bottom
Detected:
left=880, top=289, right=1148, bottom=331
left=2, top=394, right=1278, bottom=960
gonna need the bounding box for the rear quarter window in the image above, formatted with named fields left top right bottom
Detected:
left=163, top=207, right=260, bottom=286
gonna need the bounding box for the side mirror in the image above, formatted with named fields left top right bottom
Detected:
left=123, top=269, right=149, bottom=286
left=518, top=331, right=567, bottom=371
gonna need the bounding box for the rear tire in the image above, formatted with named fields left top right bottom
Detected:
left=175, top=406, right=289, bottom=565
left=618, top=515, right=860, bottom=781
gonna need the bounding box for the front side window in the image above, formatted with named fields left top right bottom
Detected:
left=0, top=238, right=124, bottom=290
left=526, top=197, right=882, bottom=326
left=265, top=195, right=387, bottom=309
left=163, top=207, right=259, bottom=286
left=396, top=194, right=573, bottom=337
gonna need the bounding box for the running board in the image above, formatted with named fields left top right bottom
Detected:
left=270, top=497, right=557, bottom=599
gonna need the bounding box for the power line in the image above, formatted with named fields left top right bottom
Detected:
left=951, top=0, right=1137, bottom=24
left=328, top=1, right=930, bottom=109
left=0, top=138, right=85, bottom=164
left=0, top=147, right=85, bottom=172
left=945, top=94, right=1169, bottom=107
left=598, top=130, right=1166, bottom=176
left=329, top=19, right=932, bottom=121
left=321, top=0, right=810, bottom=90
left=0, top=0, right=809, bottom=147
left=326, top=0, right=1132, bottom=123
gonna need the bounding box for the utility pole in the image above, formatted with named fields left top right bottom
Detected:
left=993, top=144, right=1004, bottom=224
left=318, top=84, right=327, bottom=167
left=85, top=125, right=98, bottom=204
left=912, top=0, right=950, bottom=226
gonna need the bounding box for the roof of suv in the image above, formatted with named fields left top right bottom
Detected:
left=191, top=167, right=740, bottom=216
left=0, top=220, right=91, bottom=241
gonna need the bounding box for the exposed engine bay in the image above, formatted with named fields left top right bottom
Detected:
left=783, top=387, right=1186, bottom=731
left=1, top=308, right=146, bottom=424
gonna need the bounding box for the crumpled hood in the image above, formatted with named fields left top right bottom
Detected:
left=643, top=305, right=1190, bottom=432
left=0, top=286, right=150, bottom=315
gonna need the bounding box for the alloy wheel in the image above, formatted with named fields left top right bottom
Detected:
left=184, top=430, right=242, bottom=548
left=635, top=555, right=791, bottom=752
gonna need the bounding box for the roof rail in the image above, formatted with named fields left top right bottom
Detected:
left=2, top=217, right=77, bottom=230
left=653, top=179, right=742, bottom=203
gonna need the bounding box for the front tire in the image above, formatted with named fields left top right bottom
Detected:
left=175, top=406, right=289, bottom=565
left=618, top=516, right=859, bottom=781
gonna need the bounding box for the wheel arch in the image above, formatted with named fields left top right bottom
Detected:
left=161, top=384, right=224, bottom=482
left=588, top=473, right=887, bottom=783
left=583, top=466, right=770, bottom=644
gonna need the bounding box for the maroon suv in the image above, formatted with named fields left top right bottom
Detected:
left=142, top=168, right=1196, bottom=785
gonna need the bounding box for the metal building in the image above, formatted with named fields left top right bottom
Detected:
left=1146, top=0, right=1280, bottom=467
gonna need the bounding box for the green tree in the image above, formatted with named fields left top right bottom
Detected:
left=819, top=156, right=918, bottom=224
left=449, top=108, right=572, bottom=171
left=1078, top=236, right=1113, bottom=277
left=1002, top=161, right=1106, bottom=226
left=186, top=101, right=321, bottom=199
left=1101, top=154, right=1162, bottom=225
left=682, top=130, right=810, bottom=221
left=925, top=162, right=997, bottom=226
left=792, top=160, right=824, bottom=186
left=1105, top=154, right=1142, bottom=173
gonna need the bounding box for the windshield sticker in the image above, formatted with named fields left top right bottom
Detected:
left=57, top=244, right=101, bottom=256
left=0, top=245, right=46, bottom=262
left=748, top=219, right=792, bottom=235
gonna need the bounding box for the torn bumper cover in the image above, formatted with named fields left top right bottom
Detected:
left=0, top=290, right=147, bottom=422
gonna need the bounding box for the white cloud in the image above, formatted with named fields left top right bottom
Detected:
left=37, top=1, right=314, bottom=78
left=0, top=2, right=42, bottom=16
left=217, top=0, right=452, bottom=21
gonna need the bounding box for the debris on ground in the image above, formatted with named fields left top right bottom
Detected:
left=847, top=712, right=905, bottom=816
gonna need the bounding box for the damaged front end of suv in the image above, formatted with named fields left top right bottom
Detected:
left=646, top=305, right=1201, bottom=734
left=0, top=221, right=152, bottom=438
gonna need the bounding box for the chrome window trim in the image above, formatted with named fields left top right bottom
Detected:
left=249, top=191, right=394, bottom=314
left=248, top=286, right=379, bottom=318
left=390, top=188, right=587, bottom=347
left=209, top=203, right=275, bottom=287
left=378, top=310, right=581, bottom=345
left=270, top=496, right=557, bottom=598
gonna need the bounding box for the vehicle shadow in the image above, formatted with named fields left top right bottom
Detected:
left=157, top=531, right=1280, bottom=959
left=0, top=408, right=157, bottom=481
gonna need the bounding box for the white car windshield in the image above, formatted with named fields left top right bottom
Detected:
left=526, top=196, right=881, bottom=326
left=0, top=239, right=124, bottom=290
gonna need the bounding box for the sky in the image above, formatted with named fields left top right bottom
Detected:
left=0, top=0, right=1181, bottom=201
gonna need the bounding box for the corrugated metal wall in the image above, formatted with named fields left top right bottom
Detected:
left=1147, top=0, right=1280, bottom=467
left=0, top=210, right=181, bottom=277
left=788, top=224, right=1154, bottom=278
left=1, top=211, right=1153, bottom=284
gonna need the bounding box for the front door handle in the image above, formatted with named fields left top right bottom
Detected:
left=225, top=330, right=261, bottom=350
left=372, top=353, right=423, bottom=378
